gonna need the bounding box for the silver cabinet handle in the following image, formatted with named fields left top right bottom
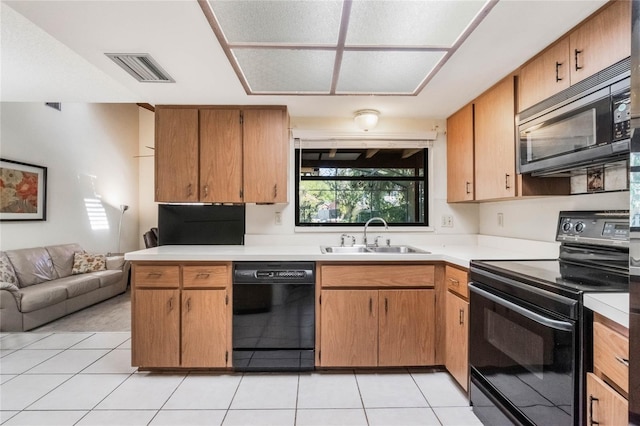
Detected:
left=505, top=174, right=511, bottom=190
left=196, top=273, right=210, bottom=279
left=448, top=278, right=460, bottom=286
left=187, top=183, right=193, bottom=197
left=465, top=181, right=471, bottom=194
left=147, top=272, right=162, bottom=278
left=204, top=185, right=209, bottom=197
left=615, top=355, right=629, bottom=367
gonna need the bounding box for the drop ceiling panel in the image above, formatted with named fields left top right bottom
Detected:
left=233, top=48, right=336, bottom=93
left=346, top=1, right=486, bottom=47
left=209, top=0, right=343, bottom=45
left=337, top=50, right=445, bottom=94
left=203, top=0, right=494, bottom=96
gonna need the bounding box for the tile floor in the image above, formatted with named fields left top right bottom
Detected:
left=0, top=332, right=482, bottom=426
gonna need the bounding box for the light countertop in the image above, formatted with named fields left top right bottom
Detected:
left=124, top=243, right=551, bottom=268
left=583, top=293, right=629, bottom=328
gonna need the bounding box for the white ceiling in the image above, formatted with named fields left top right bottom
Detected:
left=1, top=0, right=608, bottom=119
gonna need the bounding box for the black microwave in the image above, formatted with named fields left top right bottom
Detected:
left=517, top=63, right=630, bottom=176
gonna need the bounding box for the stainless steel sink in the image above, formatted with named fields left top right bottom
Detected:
left=320, top=245, right=429, bottom=254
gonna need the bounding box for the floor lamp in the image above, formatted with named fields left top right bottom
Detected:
left=117, top=204, right=129, bottom=254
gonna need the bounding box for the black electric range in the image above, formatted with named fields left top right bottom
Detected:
left=469, top=211, right=629, bottom=426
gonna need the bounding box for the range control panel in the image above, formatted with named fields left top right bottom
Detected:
left=557, top=210, right=629, bottom=247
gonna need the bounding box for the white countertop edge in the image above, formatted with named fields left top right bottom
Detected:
left=583, top=293, right=629, bottom=329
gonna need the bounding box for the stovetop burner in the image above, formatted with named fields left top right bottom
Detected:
left=471, top=210, right=630, bottom=300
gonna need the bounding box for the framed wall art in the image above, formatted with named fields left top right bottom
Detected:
left=0, top=159, right=47, bottom=221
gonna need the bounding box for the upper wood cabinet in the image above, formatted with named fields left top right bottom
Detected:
left=155, top=108, right=199, bottom=202
left=243, top=109, right=289, bottom=203
left=155, top=106, right=289, bottom=204
left=474, top=76, right=517, bottom=200
left=446, top=103, right=474, bottom=202
left=199, top=109, right=243, bottom=203
left=569, top=0, right=630, bottom=85
left=519, top=1, right=630, bottom=111
left=519, top=38, right=571, bottom=111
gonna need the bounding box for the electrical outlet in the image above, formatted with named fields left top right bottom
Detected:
left=275, top=211, right=282, bottom=225
left=441, top=215, right=453, bottom=227
left=497, top=212, right=504, bottom=227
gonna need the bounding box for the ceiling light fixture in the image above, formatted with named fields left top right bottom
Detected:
left=354, top=109, right=380, bottom=131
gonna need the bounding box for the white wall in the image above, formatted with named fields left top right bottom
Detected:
left=479, top=191, right=629, bottom=242
left=0, top=102, right=140, bottom=253
left=244, top=116, right=479, bottom=246
left=137, top=107, right=157, bottom=249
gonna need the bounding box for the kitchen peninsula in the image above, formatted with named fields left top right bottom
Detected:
left=124, top=240, right=554, bottom=385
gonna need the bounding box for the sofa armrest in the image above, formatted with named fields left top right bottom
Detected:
left=106, top=255, right=125, bottom=270
left=0, top=281, right=22, bottom=311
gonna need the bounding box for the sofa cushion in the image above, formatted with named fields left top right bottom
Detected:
left=90, top=270, right=123, bottom=288
left=54, top=275, right=101, bottom=298
left=46, top=243, right=83, bottom=278
left=72, top=252, right=106, bottom=275
left=19, top=281, right=67, bottom=312
left=0, top=251, right=18, bottom=285
left=5, top=247, right=58, bottom=287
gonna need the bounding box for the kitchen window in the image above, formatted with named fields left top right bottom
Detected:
left=295, top=148, right=428, bottom=226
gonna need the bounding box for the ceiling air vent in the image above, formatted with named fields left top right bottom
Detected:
left=105, top=53, right=174, bottom=83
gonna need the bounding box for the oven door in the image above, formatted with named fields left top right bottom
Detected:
left=469, top=283, right=578, bottom=426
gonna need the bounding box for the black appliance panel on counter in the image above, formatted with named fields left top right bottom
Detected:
left=157, top=204, right=245, bottom=245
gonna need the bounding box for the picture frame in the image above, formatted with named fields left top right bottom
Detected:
left=0, top=158, right=47, bottom=221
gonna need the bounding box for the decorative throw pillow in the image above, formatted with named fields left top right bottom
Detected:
left=0, top=251, right=18, bottom=285
left=72, top=251, right=107, bottom=275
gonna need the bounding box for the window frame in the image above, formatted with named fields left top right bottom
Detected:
left=294, top=148, right=429, bottom=227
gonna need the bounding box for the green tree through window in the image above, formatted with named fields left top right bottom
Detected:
left=295, top=148, right=427, bottom=226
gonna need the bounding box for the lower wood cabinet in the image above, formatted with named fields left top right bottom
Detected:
left=320, top=289, right=378, bottom=367
left=586, top=373, right=628, bottom=426
left=131, top=262, right=230, bottom=369
left=319, top=288, right=435, bottom=367
left=181, top=289, right=228, bottom=368
left=317, top=261, right=437, bottom=369
left=444, top=265, right=469, bottom=391
left=133, top=288, right=180, bottom=367
left=586, top=313, right=629, bottom=425
left=445, top=290, right=468, bottom=391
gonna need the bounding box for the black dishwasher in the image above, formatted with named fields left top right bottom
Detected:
left=232, top=261, right=315, bottom=371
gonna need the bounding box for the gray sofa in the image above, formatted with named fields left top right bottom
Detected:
left=0, top=243, right=130, bottom=331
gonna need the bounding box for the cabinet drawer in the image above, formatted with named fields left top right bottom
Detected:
left=593, top=320, right=629, bottom=394
left=320, top=264, right=434, bottom=288
left=445, top=265, right=468, bottom=299
left=183, top=265, right=229, bottom=288
left=586, top=373, right=628, bottom=426
left=134, top=265, right=180, bottom=288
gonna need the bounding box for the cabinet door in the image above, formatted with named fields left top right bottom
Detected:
left=243, top=109, right=288, bottom=203
left=378, top=290, right=435, bottom=367
left=445, top=291, right=469, bottom=391
left=182, top=289, right=228, bottom=368
left=519, top=38, right=570, bottom=111
left=199, top=109, right=243, bottom=203
left=320, top=290, right=378, bottom=367
left=474, top=76, right=517, bottom=200
left=132, top=289, right=180, bottom=367
left=446, top=103, right=475, bottom=202
left=155, top=108, right=199, bottom=202
left=586, top=373, right=628, bottom=426
left=569, top=1, right=631, bottom=85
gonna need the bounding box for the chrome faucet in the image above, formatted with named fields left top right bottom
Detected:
left=363, top=217, right=388, bottom=247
